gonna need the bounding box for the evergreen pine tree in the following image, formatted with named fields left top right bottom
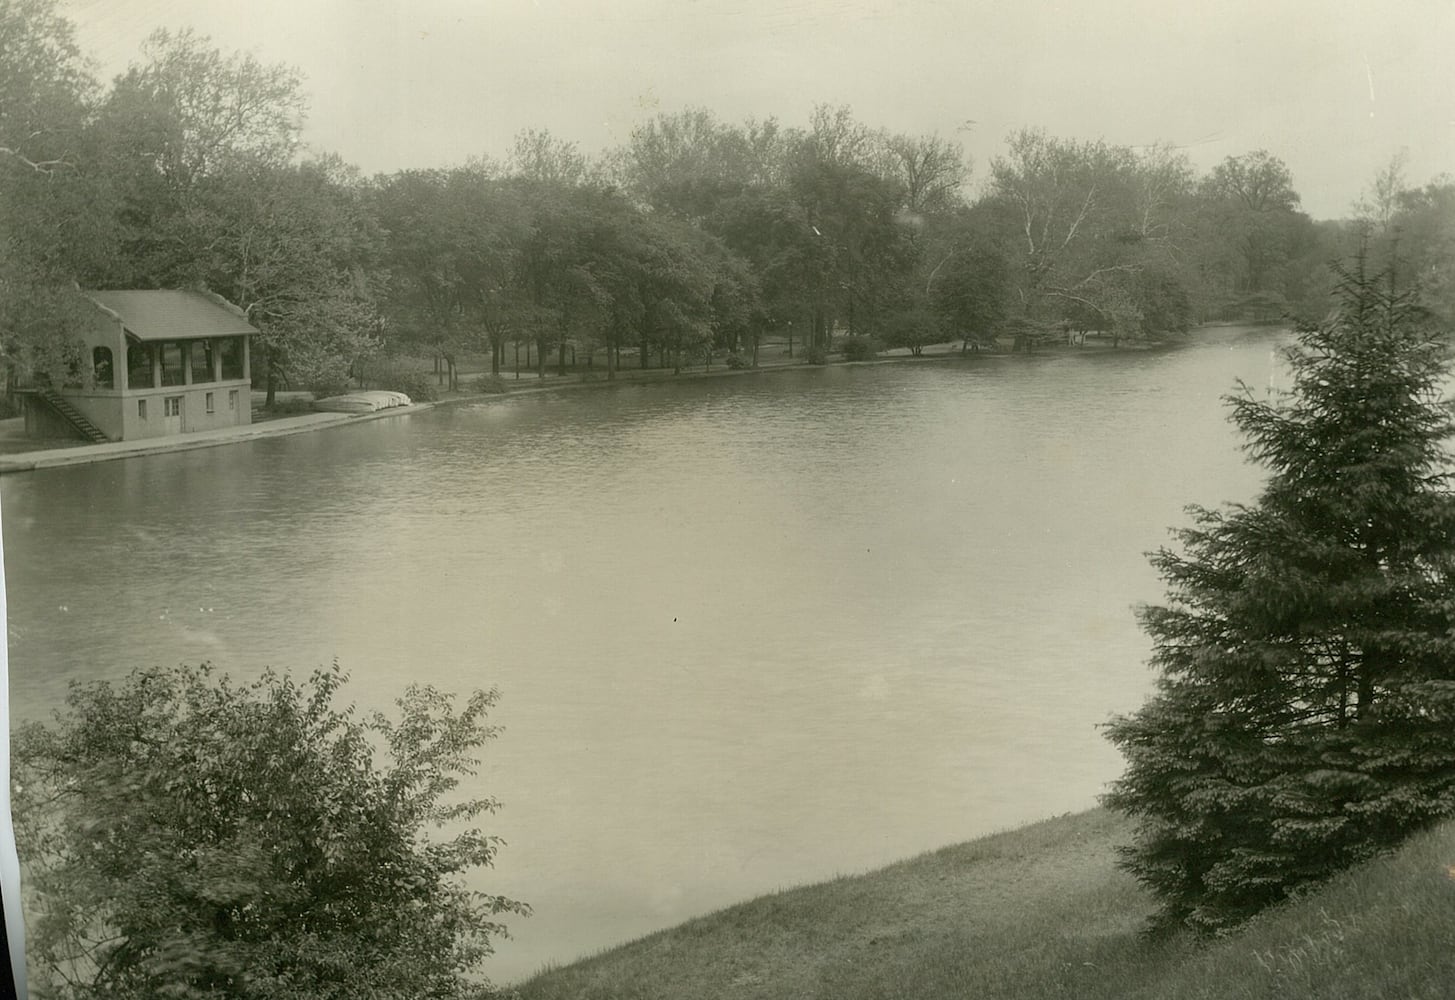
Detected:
left=1103, top=252, right=1455, bottom=934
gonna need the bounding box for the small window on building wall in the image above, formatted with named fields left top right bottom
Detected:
left=127, top=343, right=153, bottom=390
left=164, top=396, right=181, bottom=418
left=138, top=399, right=147, bottom=420
left=92, top=347, right=114, bottom=389
left=205, top=392, right=215, bottom=413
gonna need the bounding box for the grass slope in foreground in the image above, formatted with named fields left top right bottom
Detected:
left=517, top=809, right=1455, bottom=1000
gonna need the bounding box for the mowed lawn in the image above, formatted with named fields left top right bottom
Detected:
left=516, top=808, right=1455, bottom=1000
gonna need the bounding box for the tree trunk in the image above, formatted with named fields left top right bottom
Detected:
left=607, top=339, right=616, bottom=381
left=1356, top=668, right=1375, bottom=720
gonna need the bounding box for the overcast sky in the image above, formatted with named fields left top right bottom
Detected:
left=63, top=0, right=1454, bottom=219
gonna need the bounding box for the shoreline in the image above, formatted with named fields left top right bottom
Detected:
left=0, top=330, right=1226, bottom=475
left=0, top=350, right=939, bottom=473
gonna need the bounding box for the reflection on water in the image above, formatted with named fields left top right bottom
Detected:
left=4, top=327, right=1287, bottom=981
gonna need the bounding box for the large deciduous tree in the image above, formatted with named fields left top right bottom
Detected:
left=374, top=167, right=528, bottom=386
left=95, top=28, right=305, bottom=287
left=94, top=30, right=384, bottom=400
left=1388, top=178, right=1455, bottom=326
left=989, top=130, right=1193, bottom=347
left=101, top=27, right=304, bottom=195
left=877, top=130, right=967, bottom=217
left=14, top=664, right=527, bottom=1000
left=781, top=115, right=919, bottom=346
left=615, top=108, right=765, bottom=217
left=201, top=157, right=385, bottom=400
left=925, top=202, right=1012, bottom=352
left=1103, top=253, right=1455, bottom=934
left=1195, top=149, right=1316, bottom=317
left=508, top=128, right=591, bottom=188
left=0, top=0, right=92, bottom=171
left=0, top=0, right=114, bottom=392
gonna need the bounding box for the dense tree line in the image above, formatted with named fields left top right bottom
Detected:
left=5, top=1, right=1453, bottom=404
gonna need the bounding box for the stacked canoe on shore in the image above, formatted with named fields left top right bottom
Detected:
left=312, top=390, right=413, bottom=414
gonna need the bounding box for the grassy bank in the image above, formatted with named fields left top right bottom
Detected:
left=516, top=808, right=1455, bottom=1000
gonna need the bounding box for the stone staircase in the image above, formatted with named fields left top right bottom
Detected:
left=33, top=389, right=110, bottom=443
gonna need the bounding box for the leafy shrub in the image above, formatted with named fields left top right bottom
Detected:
left=373, top=367, right=439, bottom=402
left=265, top=397, right=314, bottom=415
left=880, top=307, right=943, bottom=356
left=803, top=345, right=828, bottom=365
left=287, top=342, right=356, bottom=400
left=724, top=353, right=749, bottom=369
left=839, top=336, right=880, bottom=362
left=13, top=663, right=528, bottom=999
left=472, top=373, right=510, bottom=394
left=305, top=374, right=353, bottom=399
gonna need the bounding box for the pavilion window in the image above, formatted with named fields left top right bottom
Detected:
left=92, top=346, right=114, bottom=389
left=189, top=340, right=216, bottom=383
left=220, top=337, right=245, bottom=380
left=60, top=341, right=84, bottom=389
left=127, top=343, right=154, bottom=389
left=160, top=342, right=185, bottom=386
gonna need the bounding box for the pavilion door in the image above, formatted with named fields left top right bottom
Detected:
left=164, top=394, right=183, bottom=433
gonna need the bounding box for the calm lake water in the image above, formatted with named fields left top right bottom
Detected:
left=4, top=326, right=1286, bottom=982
